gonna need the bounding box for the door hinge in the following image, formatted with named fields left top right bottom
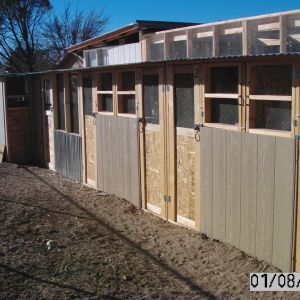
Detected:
left=162, top=84, right=169, bottom=92
left=164, top=195, right=171, bottom=203
left=293, top=120, right=298, bottom=127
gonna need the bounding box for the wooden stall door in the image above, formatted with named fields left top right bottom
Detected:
left=167, top=65, right=199, bottom=228
left=82, top=74, right=96, bottom=187
left=141, top=67, right=167, bottom=217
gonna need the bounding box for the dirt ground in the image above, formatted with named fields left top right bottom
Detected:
left=0, top=163, right=299, bottom=299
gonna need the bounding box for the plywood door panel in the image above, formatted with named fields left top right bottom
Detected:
left=273, top=137, right=295, bottom=271
left=173, top=67, right=197, bottom=227
left=176, top=133, right=196, bottom=221
left=225, top=130, right=242, bottom=248
left=129, top=118, right=140, bottom=204
left=142, top=69, right=165, bottom=216
left=96, top=115, right=141, bottom=207
left=200, top=128, right=295, bottom=271
left=256, top=135, right=276, bottom=264
left=85, top=116, right=96, bottom=186
left=212, top=128, right=227, bottom=241
left=200, top=127, right=213, bottom=237
left=145, top=128, right=163, bottom=213
left=240, top=133, right=258, bottom=257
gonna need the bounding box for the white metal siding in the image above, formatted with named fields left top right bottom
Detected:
left=83, top=42, right=142, bottom=67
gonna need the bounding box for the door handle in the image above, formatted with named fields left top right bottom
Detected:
left=138, top=117, right=145, bottom=133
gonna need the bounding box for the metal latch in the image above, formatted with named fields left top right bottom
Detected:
left=293, top=120, right=298, bottom=127
left=194, top=123, right=202, bottom=131
left=138, top=117, right=145, bottom=126
left=164, top=195, right=171, bottom=203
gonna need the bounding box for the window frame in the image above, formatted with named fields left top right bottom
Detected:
left=96, top=71, right=115, bottom=115
left=116, top=69, right=137, bottom=117
left=246, top=61, right=294, bottom=137
left=203, top=62, right=242, bottom=131
left=172, top=65, right=196, bottom=131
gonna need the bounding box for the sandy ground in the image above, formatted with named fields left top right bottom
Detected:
left=0, top=163, right=299, bottom=299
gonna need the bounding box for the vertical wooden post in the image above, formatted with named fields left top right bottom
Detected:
left=136, top=68, right=146, bottom=208
left=186, top=29, right=192, bottom=59
left=140, top=35, right=147, bottom=62
left=92, top=71, right=98, bottom=189
left=242, top=20, right=248, bottom=56
left=213, top=25, right=219, bottom=57
left=238, top=63, right=246, bottom=131
left=245, top=63, right=251, bottom=132
left=159, top=66, right=167, bottom=219
left=194, top=64, right=202, bottom=231
left=280, top=15, right=287, bottom=54
left=64, top=73, right=71, bottom=132
left=294, top=61, right=300, bottom=271
left=166, top=65, right=176, bottom=221
left=52, top=74, right=58, bottom=130
left=163, top=33, right=168, bottom=60
left=92, top=72, right=98, bottom=113
left=111, top=71, right=117, bottom=116
left=292, top=61, right=299, bottom=138
left=78, top=72, right=87, bottom=184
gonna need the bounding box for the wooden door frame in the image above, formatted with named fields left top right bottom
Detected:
left=166, top=64, right=201, bottom=226
left=138, top=66, right=167, bottom=218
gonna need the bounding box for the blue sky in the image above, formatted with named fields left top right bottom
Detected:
left=51, top=0, right=300, bottom=32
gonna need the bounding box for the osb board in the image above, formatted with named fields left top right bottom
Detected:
left=7, top=109, right=32, bottom=165
left=145, top=130, right=162, bottom=209
left=85, top=116, right=95, bottom=183
left=176, top=134, right=196, bottom=221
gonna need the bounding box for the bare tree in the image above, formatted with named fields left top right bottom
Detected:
left=43, top=3, right=109, bottom=65
left=0, top=0, right=52, bottom=72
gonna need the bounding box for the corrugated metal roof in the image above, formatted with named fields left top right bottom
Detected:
left=1, top=53, right=300, bottom=78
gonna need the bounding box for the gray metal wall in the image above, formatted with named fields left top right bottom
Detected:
left=200, top=127, right=295, bottom=271
left=54, top=130, right=82, bottom=182
left=96, top=115, right=141, bottom=208
left=0, top=79, right=6, bottom=146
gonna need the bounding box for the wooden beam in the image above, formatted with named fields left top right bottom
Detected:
left=292, top=61, right=299, bottom=137
left=246, top=63, right=254, bottom=131
left=194, top=64, right=202, bottom=231
left=51, top=74, right=59, bottom=130
left=249, top=95, right=292, bottom=101
left=242, top=20, right=248, bottom=56
left=166, top=65, right=176, bottom=221
left=205, top=93, right=239, bottom=99
left=92, top=72, right=98, bottom=189
left=280, top=15, right=287, bottom=54
left=213, top=25, right=219, bottom=57
left=78, top=72, right=87, bottom=184
left=64, top=73, right=71, bottom=132
left=238, top=62, right=244, bottom=131
left=136, top=68, right=145, bottom=209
